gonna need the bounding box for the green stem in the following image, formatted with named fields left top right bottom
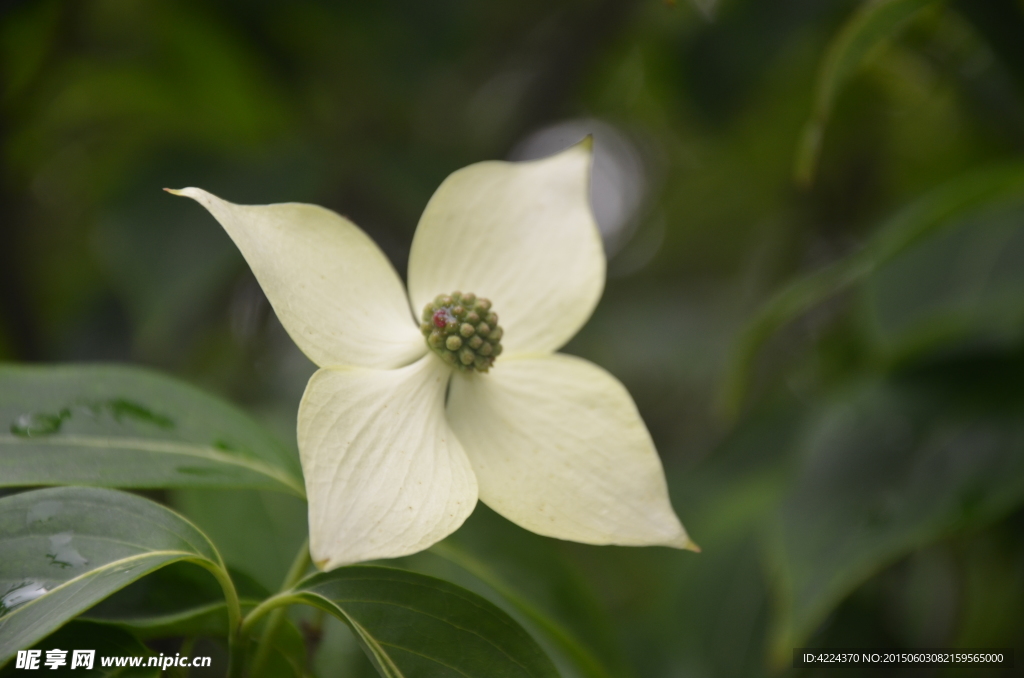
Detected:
left=240, top=591, right=305, bottom=638
left=304, top=607, right=327, bottom=667
left=199, top=560, right=243, bottom=678
left=233, top=592, right=305, bottom=678
left=246, top=540, right=312, bottom=677
left=281, top=538, right=314, bottom=590
left=173, top=638, right=196, bottom=678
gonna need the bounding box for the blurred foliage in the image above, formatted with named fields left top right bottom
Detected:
left=3, top=0, right=1024, bottom=675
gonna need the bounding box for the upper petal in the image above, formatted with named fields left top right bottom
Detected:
left=298, top=356, right=478, bottom=570
left=407, top=141, right=605, bottom=356
left=446, top=354, right=693, bottom=549
left=171, top=188, right=424, bottom=369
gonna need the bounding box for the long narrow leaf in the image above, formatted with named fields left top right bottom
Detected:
left=0, top=364, right=304, bottom=497
left=290, top=566, right=560, bottom=678
left=795, top=0, right=940, bottom=185
left=0, top=487, right=237, bottom=667
left=721, top=163, right=1024, bottom=417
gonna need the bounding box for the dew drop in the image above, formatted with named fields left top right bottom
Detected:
left=47, top=532, right=88, bottom=569
left=26, top=501, right=63, bottom=526
left=0, top=581, right=48, bottom=614
left=9, top=410, right=70, bottom=437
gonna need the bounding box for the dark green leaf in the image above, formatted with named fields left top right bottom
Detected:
left=768, top=378, right=1024, bottom=658
left=0, top=487, right=235, bottom=667
left=0, top=364, right=304, bottom=496
left=83, top=563, right=268, bottom=640
left=249, top=617, right=307, bottom=678
left=795, top=0, right=940, bottom=185
left=428, top=543, right=618, bottom=678
left=291, top=566, right=559, bottom=678
left=402, top=506, right=628, bottom=678
left=865, top=203, right=1024, bottom=358
left=721, top=164, right=1024, bottom=417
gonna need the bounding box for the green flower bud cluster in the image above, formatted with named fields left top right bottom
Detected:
left=420, top=292, right=503, bottom=372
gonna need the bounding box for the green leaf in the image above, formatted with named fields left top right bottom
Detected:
left=289, top=566, right=559, bottom=678
left=0, top=621, right=159, bottom=677
left=428, top=543, right=618, bottom=678
left=248, top=616, right=307, bottom=678
left=404, top=506, right=628, bottom=678
left=795, top=0, right=940, bottom=185
left=721, top=163, right=1024, bottom=418
left=83, top=563, right=269, bottom=640
left=865, top=202, right=1024, bottom=359
left=0, top=364, right=304, bottom=497
left=767, top=374, right=1024, bottom=660
left=94, top=601, right=231, bottom=643
left=0, top=487, right=238, bottom=667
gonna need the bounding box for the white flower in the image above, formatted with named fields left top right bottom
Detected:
left=169, top=141, right=695, bottom=570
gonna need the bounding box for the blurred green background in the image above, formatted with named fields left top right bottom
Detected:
left=3, top=0, right=1024, bottom=675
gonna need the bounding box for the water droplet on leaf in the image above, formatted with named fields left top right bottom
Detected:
left=46, top=532, right=88, bottom=569
left=9, top=410, right=71, bottom=437
left=26, top=501, right=64, bottom=526
left=0, top=581, right=48, bottom=614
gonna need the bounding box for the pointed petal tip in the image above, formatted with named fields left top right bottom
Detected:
left=577, top=134, right=594, bottom=152
left=163, top=187, right=208, bottom=201
left=664, top=532, right=700, bottom=552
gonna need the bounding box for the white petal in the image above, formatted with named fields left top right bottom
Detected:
left=447, top=354, right=693, bottom=549
left=407, top=141, right=605, bottom=356
left=298, top=356, right=477, bottom=569
left=170, top=188, right=424, bottom=369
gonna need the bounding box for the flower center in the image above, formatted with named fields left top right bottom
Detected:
left=420, top=292, right=503, bottom=372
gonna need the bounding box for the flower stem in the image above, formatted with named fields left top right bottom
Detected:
left=245, top=539, right=312, bottom=676
left=200, top=561, right=242, bottom=678
left=281, top=538, right=314, bottom=590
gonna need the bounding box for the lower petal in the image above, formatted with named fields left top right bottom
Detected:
left=299, top=356, right=477, bottom=570
left=447, top=354, right=692, bottom=549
